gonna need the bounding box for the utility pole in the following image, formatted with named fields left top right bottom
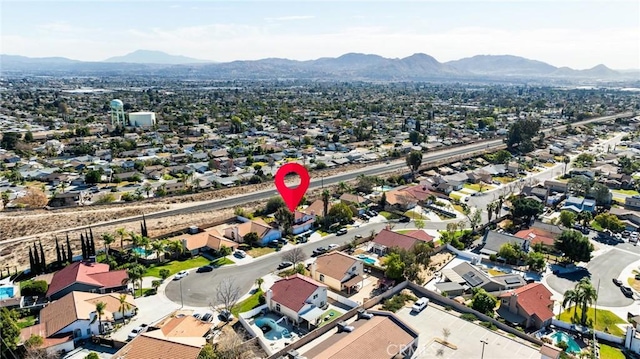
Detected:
left=480, top=339, right=488, bottom=359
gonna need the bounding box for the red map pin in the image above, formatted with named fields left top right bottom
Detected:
left=275, top=163, right=310, bottom=212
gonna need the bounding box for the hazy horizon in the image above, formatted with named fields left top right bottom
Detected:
left=2, top=0, right=639, bottom=70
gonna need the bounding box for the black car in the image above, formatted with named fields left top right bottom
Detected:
left=313, top=247, right=327, bottom=256
left=621, top=286, right=634, bottom=298
left=219, top=310, right=233, bottom=322
left=196, top=266, right=213, bottom=273
left=202, top=313, right=213, bottom=322
left=278, top=261, right=293, bottom=270
left=336, top=228, right=348, bottom=236
left=399, top=216, right=411, bottom=223
left=613, top=278, right=623, bottom=286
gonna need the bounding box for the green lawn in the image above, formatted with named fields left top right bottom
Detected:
left=231, top=289, right=263, bottom=316
left=403, top=211, right=427, bottom=219
left=463, top=183, right=496, bottom=192
left=590, top=220, right=604, bottom=232
left=17, top=315, right=36, bottom=329
left=317, top=309, right=342, bottom=327
left=613, top=189, right=640, bottom=196
left=380, top=211, right=401, bottom=220
left=144, top=256, right=211, bottom=277
left=246, top=247, right=276, bottom=258
left=493, top=176, right=516, bottom=184
left=449, top=192, right=463, bottom=201
left=211, top=257, right=234, bottom=266
left=600, top=343, right=625, bottom=359
left=558, top=307, right=626, bottom=337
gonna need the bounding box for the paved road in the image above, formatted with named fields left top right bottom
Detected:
left=164, top=220, right=419, bottom=307
left=546, top=247, right=639, bottom=307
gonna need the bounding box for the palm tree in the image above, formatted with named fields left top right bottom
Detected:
left=118, top=294, right=132, bottom=322
left=578, top=211, right=593, bottom=227
left=563, top=156, right=571, bottom=175
left=91, top=301, right=107, bottom=334
left=152, top=279, right=162, bottom=294
left=141, top=183, right=153, bottom=198
left=128, top=232, right=143, bottom=262
left=167, top=240, right=184, bottom=260
left=321, top=190, right=330, bottom=217
left=255, top=277, right=264, bottom=292
left=101, top=233, right=115, bottom=261
left=139, top=236, right=150, bottom=258
left=115, top=228, right=127, bottom=249
left=150, top=240, right=166, bottom=263
left=123, top=264, right=145, bottom=298
left=337, top=181, right=351, bottom=195
left=562, top=288, right=580, bottom=321
left=576, top=277, right=598, bottom=326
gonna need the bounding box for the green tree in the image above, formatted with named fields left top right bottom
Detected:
left=589, top=183, right=611, bottom=206
left=115, top=227, right=127, bottom=249
left=554, top=230, right=594, bottom=263
left=123, top=264, right=146, bottom=297
left=406, top=150, right=423, bottom=174
left=578, top=211, right=593, bottom=227
left=0, top=308, right=20, bottom=356
left=562, top=277, right=598, bottom=326
left=274, top=207, right=294, bottom=236
left=0, top=132, right=21, bottom=150
left=409, top=131, right=422, bottom=144
left=497, top=242, right=524, bottom=264
left=506, top=118, right=541, bottom=153
left=159, top=268, right=170, bottom=281
left=328, top=202, right=354, bottom=225
left=511, top=197, right=544, bottom=222
left=91, top=301, right=107, bottom=334
left=471, top=289, right=498, bottom=317
left=152, top=280, right=162, bottom=294
left=1, top=191, right=9, bottom=209
left=243, top=232, right=260, bottom=247
left=384, top=253, right=405, bottom=280
left=85, top=352, right=100, bottom=359
left=264, top=196, right=285, bottom=214
left=255, top=277, right=264, bottom=291
left=567, top=176, right=592, bottom=197
left=23, top=131, right=34, bottom=143
left=85, top=170, right=102, bottom=184
left=559, top=210, right=577, bottom=228
left=101, top=233, right=115, bottom=261
left=118, top=293, right=132, bottom=320
left=527, top=252, right=546, bottom=272
left=593, top=213, right=625, bottom=232
left=321, top=190, right=331, bottom=217
left=24, top=334, right=43, bottom=349
left=574, top=153, right=595, bottom=167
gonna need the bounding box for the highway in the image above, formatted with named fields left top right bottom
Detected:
left=0, top=111, right=632, bottom=245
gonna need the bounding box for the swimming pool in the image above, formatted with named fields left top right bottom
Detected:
left=254, top=316, right=293, bottom=340
left=0, top=286, right=15, bottom=300
left=550, top=331, right=582, bottom=353
left=357, top=255, right=376, bottom=265
left=132, top=247, right=152, bottom=257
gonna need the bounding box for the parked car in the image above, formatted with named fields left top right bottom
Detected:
left=127, top=325, right=148, bottom=341
left=312, top=247, right=327, bottom=256
left=219, top=310, right=233, bottom=322
left=234, top=250, right=247, bottom=258
left=278, top=261, right=293, bottom=270
left=202, top=313, right=213, bottom=322
left=621, top=286, right=634, bottom=297
left=327, top=244, right=339, bottom=250
left=613, top=278, right=623, bottom=286
left=354, top=234, right=363, bottom=239
left=193, top=313, right=202, bottom=320
left=399, top=216, right=411, bottom=223
left=411, top=297, right=429, bottom=313
left=174, top=270, right=189, bottom=280
left=196, top=266, right=213, bottom=273
left=336, top=228, right=348, bottom=236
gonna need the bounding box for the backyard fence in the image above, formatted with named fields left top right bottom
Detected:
left=326, top=291, right=359, bottom=309
left=551, top=319, right=624, bottom=345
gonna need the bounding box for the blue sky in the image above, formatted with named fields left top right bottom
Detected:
left=2, top=1, right=639, bottom=69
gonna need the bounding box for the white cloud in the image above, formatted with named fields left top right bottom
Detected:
left=265, top=15, right=315, bottom=21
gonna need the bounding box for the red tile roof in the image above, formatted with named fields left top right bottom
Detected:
left=372, top=229, right=419, bottom=251
left=46, top=261, right=128, bottom=298
left=406, top=230, right=435, bottom=243
left=514, top=228, right=556, bottom=247
left=401, top=185, right=433, bottom=202
left=270, top=274, right=326, bottom=312
left=500, top=283, right=554, bottom=322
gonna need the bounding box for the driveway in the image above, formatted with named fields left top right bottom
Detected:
left=546, top=248, right=638, bottom=307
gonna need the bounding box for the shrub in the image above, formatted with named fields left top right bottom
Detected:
left=258, top=294, right=266, bottom=305
left=381, top=293, right=416, bottom=313
left=460, top=313, right=478, bottom=322
left=557, top=341, right=569, bottom=351
left=85, top=352, right=99, bottom=359
left=444, top=306, right=453, bottom=311
left=21, top=280, right=48, bottom=296
left=479, top=321, right=497, bottom=330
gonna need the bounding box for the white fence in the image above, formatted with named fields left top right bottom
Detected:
left=327, top=291, right=359, bottom=309
left=446, top=243, right=481, bottom=262
left=239, top=304, right=267, bottom=319
left=551, top=319, right=624, bottom=344
left=237, top=304, right=273, bottom=355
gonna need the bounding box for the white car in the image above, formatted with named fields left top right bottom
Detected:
left=411, top=297, right=429, bottom=313
left=234, top=250, right=247, bottom=258
left=174, top=270, right=188, bottom=280
left=327, top=244, right=339, bottom=250
left=127, top=325, right=148, bottom=340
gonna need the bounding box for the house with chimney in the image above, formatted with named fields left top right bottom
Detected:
left=265, top=274, right=328, bottom=329
left=310, top=251, right=364, bottom=294
left=498, top=283, right=554, bottom=329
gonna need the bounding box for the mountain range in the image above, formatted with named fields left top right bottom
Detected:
left=1, top=50, right=637, bottom=82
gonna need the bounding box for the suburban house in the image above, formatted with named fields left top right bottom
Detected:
left=610, top=208, right=640, bottom=231
left=21, top=291, right=136, bottom=354
left=292, top=209, right=316, bottom=235
left=177, top=228, right=239, bottom=256
left=561, top=196, right=597, bottom=213
left=544, top=180, right=568, bottom=193
left=112, top=333, right=203, bottom=359
left=46, top=261, right=129, bottom=300
left=514, top=227, right=558, bottom=248
left=310, top=252, right=364, bottom=294
left=368, top=229, right=434, bottom=256
left=224, top=217, right=281, bottom=246
left=339, top=193, right=369, bottom=207
left=498, top=283, right=554, bottom=329
left=520, top=186, right=549, bottom=204
left=437, top=262, right=526, bottom=295
left=265, top=274, right=328, bottom=328
left=626, top=196, right=640, bottom=211
left=384, top=189, right=419, bottom=210
left=144, top=314, right=211, bottom=344
left=302, top=199, right=331, bottom=218
left=298, top=311, right=420, bottom=359
left=480, top=231, right=531, bottom=257
left=48, top=191, right=84, bottom=207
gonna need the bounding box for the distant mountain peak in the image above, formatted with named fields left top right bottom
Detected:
left=104, top=50, right=213, bottom=64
